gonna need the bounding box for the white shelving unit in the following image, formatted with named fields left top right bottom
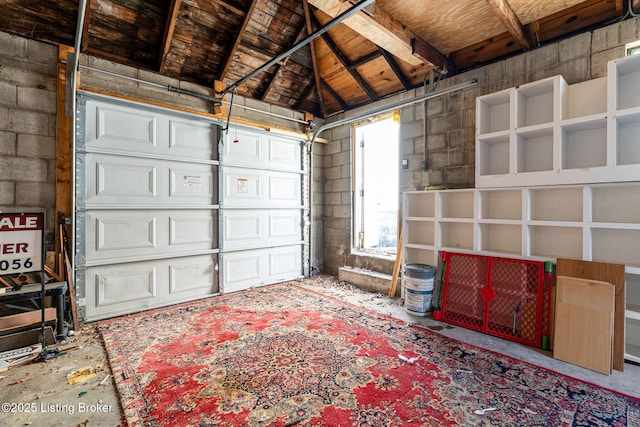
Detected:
left=467, top=53, right=640, bottom=363
left=403, top=182, right=640, bottom=363
left=476, top=53, right=640, bottom=188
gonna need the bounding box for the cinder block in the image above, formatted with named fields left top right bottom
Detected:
left=9, top=110, right=51, bottom=135
left=0, top=32, right=28, bottom=60
left=17, top=87, right=56, bottom=113
left=0, top=106, right=9, bottom=128
left=15, top=182, right=55, bottom=205
left=324, top=192, right=341, bottom=205
left=332, top=151, right=350, bottom=167
left=0, top=81, right=17, bottom=107
left=0, top=57, right=55, bottom=87
left=0, top=131, right=16, bottom=155
left=17, top=134, right=56, bottom=159
left=592, top=23, right=620, bottom=53
left=338, top=267, right=394, bottom=296
left=559, top=32, right=591, bottom=62
left=0, top=157, right=48, bottom=181
left=332, top=177, right=350, bottom=192
left=0, top=182, right=15, bottom=204
left=592, top=48, right=625, bottom=78
left=27, top=39, right=57, bottom=66
left=324, top=165, right=342, bottom=180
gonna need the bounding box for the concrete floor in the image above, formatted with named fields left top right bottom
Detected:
left=0, top=276, right=637, bottom=426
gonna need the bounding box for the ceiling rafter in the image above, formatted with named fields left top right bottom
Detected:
left=484, top=0, right=534, bottom=49
left=320, top=32, right=378, bottom=101
left=158, top=0, right=182, bottom=71
left=321, top=78, right=349, bottom=110
left=258, top=26, right=309, bottom=101
left=211, top=0, right=246, bottom=16
left=217, top=0, right=259, bottom=84
left=378, top=48, right=411, bottom=90
left=81, top=0, right=92, bottom=52
left=303, top=0, right=326, bottom=118
left=309, top=13, right=377, bottom=102
left=308, top=0, right=452, bottom=72
left=292, top=80, right=316, bottom=111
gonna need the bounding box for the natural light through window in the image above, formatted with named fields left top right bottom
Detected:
left=353, top=114, right=400, bottom=257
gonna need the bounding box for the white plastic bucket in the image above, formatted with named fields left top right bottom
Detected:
left=403, top=264, right=435, bottom=316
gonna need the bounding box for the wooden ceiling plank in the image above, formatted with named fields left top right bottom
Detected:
left=218, top=0, right=258, bottom=84
left=158, top=0, right=183, bottom=72
left=259, top=25, right=308, bottom=101
left=303, top=0, right=327, bottom=118
left=484, top=0, right=533, bottom=49
left=308, top=0, right=424, bottom=66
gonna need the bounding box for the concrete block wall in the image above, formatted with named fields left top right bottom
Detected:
left=320, top=15, right=640, bottom=276
left=0, top=33, right=58, bottom=246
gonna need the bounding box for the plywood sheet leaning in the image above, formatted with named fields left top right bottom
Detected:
left=556, top=258, right=625, bottom=371
left=553, top=276, right=614, bottom=375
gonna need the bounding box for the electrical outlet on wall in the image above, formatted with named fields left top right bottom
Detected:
left=402, top=159, right=409, bottom=169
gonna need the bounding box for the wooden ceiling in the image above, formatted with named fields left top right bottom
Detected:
left=0, top=0, right=631, bottom=117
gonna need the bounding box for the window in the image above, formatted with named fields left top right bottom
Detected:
left=353, top=114, right=400, bottom=256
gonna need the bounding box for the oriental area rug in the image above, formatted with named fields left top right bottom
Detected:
left=98, top=279, right=640, bottom=427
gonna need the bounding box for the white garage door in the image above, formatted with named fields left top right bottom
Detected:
left=75, top=93, right=220, bottom=321
left=220, top=125, right=307, bottom=293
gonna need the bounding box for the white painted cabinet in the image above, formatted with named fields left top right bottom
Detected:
left=403, top=184, right=640, bottom=362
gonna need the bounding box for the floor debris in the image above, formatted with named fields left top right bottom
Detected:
left=67, top=366, right=96, bottom=385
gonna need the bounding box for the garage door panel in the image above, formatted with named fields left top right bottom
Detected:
left=222, top=245, right=302, bottom=293
left=97, top=215, right=156, bottom=251
left=95, top=265, right=157, bottom=308
left=84, top=210, right=216, bottom=262
left=96, top=160, right=157, bottom=199
left=222, top=210, right=301, bottom=250
left=83, top=255, right=219, bottom=320
left=269, top=246, right=302, bottom=276
left=169, top=255, right=217, bottom=294
left=223, top=167, right=301, bottom=208
left=169, top=214, right=216, bottom=246
left=169, top=167, right=216, bottom=200
left=223, top=252, right=262, bottom=288
left=269, top=175, right=300, bottom=202
left=224, top=127, right=302, bottom=172
left=169, top=119, right=216, bottom=160
left=268, top=137, right=302, bottom=170
left=83, top=153, right=216, bottom=206
left=94, top=105, right=157, bottom=148
left=84, top=99, right=217, bottom=160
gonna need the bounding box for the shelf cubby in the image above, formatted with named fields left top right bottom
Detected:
left=439, top=191, right=474, bottom=218
left=591, top=184, right=640, bottom=223
left=479, top=223, right=521, bottom=255
left=560, top=118, right=607, bottom=170
left=610, top=53, right=640, bottom=111
left=403, top=247, right=437, bottom=266
left=477, top=89, right=511, bottom=135
left=405, top=220, right=435, bottom=246
left=405, top=191, right=435, bottom=217
left=528, top=187, right=583, bottom=222
left=439, top=221, right=474, bottom=250
left=563, top=77, right=607, bottom=119
left=626, top=318, right=640, bottom=362
left=479, top=189, right=521, bottom=220
left=515, top=126, right=554, bottom=173
left=477, top=134, right=510, bottom=176
left=615, top=112, right=640, bottom=166
left=516, top=77, right=556, bottom=128
left=591, top=228, right=640, bottom=266
left=528, top=225, right=582, bottom=259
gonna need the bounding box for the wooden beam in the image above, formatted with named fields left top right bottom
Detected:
left=321, top=78, right=349, bottom=110
left=484, top=0, right=532, bottom=49
left=81, top=0, right=92, bottom=52
left=320, top=32, right=378, bottom=101
left=308, top=0, right=427, bottom=67
left=303, top=0, right=327, bottom=118
left=158, top=0, right=182, bottom=72
left=211, top=0, right=245, bottom=16
left=55, top=45, right=74, bottom=268
left=378, top=48, right=411, bottom=90
left=218, top=0, right=258, bottom=85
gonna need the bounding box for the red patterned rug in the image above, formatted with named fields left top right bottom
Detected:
left=99, top=279, right=640, bottom=426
